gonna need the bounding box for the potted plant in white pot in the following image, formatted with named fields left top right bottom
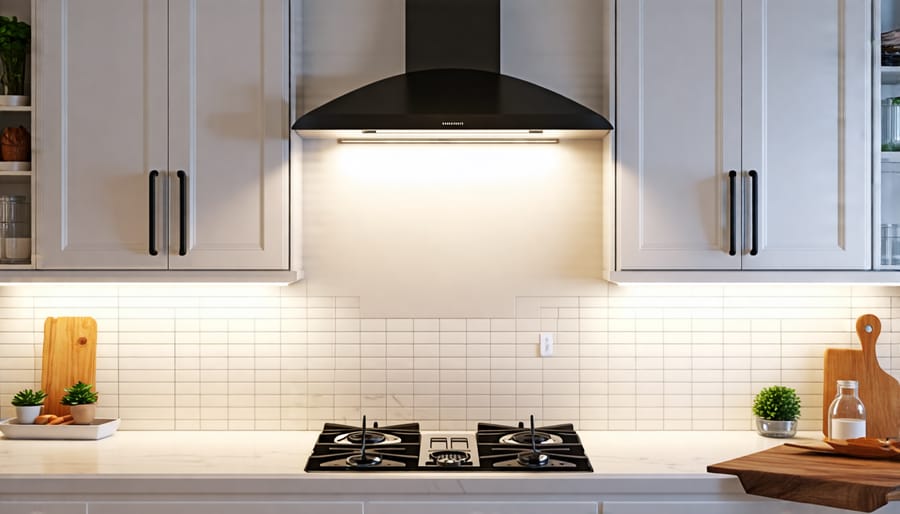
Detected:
left=753, top=385, right=801, bottom=438
left=60, top=381, right=98, bottom=425
left=11, top=388, right=46, bottom=424
left=0, top=15, right=29, bottom=106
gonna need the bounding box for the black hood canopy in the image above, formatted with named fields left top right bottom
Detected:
left=293, top=0, right=613, bottom=141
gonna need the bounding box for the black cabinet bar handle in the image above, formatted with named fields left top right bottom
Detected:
left=748, top=170, right=759, bottom=256
left=148, top=170, right=159, bottom=256
left=728, top=170, right=737, bottom=256
left=177, top=170, right=187, bottom=256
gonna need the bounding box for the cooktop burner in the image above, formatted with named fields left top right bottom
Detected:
left=500, top=430, right=563, bottom=446
left=335, top=430, right=402, bottom=446
left=304, top=415, right=592, bottom=472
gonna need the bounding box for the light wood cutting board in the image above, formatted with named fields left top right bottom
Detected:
left=822, top=314, right=900, bottom=439
left=41, top=317, right=97, bottom=417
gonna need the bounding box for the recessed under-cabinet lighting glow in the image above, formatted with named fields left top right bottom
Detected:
left=612, top=281, right=897, bottom=288
left=0, top=282, right=293, bottom=287
left=338, top=138, right=559, bottom=144
left=330, top=143, right=562, bottom=185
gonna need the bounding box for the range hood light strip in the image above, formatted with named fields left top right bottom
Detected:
left=338, top=138, right=560, bottom=144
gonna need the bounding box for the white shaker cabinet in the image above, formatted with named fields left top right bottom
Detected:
left=88, top=502, right=364, bottom=514
left=36, top=0, right=289, bottom=270
left=616, top=0, right=870, bottom=271
left=601, top=500, right=867, bottom=514
left=0, top=503, right=86, bottom=514
left=365, top=502, right=599, bottom=514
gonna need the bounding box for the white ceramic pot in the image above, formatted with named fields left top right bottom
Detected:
left=70, top=404, right=96, bottom=425
left=14, top=405, right=42, bottom=424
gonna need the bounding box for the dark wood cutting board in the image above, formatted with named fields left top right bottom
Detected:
left=823, top=314, right=900, bottom=439
left=708, top=444, right=900, bottom=512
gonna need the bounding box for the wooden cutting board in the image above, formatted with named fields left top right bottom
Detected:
left=40, top=317, right=97, bottom=417
left=822, top=314, right=900, bottom=439
left=708, top=444, right=900, bottom=512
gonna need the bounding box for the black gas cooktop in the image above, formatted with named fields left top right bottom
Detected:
left=304, top=415, right=593, bottom=472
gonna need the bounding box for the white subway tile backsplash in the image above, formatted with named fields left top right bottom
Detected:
left=1, top=284, right=897, bottom=431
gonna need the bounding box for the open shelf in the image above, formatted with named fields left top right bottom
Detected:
left=883, top=66, right=900, bottom=85
left=0, top=172, right=31, bottom=184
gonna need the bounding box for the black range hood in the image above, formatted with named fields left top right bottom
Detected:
left=293, top=0, right=613, bottom=141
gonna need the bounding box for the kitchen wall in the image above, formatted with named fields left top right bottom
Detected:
left=297, top=0, right=611, bottom=317
left=1, top=0, right=895, bottom=434
left=0, top=283, right=897, bottom=432
left=885, top=0, right=899, bottom=32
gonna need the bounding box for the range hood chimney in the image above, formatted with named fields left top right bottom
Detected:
left=292, top=0, right=613, bottom=142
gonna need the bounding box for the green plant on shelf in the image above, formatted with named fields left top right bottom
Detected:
left=10, top=388, right=46, bottom=406
left=752, top=385, right=801, bottom=422
left=60, top=381, right=98, bottom=406
left=0, top=16, right=29, bottom=95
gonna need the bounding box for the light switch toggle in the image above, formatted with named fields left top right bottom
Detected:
left=540, top=332, right=553, bottom=357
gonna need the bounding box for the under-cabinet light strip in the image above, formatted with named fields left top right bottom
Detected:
left=338, top=138, right=560, bottom=144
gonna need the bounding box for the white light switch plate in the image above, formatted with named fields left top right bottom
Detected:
left=540, top=332, right=553, bottom=357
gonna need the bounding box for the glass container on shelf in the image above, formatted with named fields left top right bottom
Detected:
left=884, top=98, right=900, bottom=151
left=881, top=159, right=900, bottom=266
left=0, top=194, right=29, bottom=263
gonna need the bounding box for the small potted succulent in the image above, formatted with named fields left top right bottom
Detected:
left=60, top=381, right=98, bottom=425
left=10, top=388, right=46, bottom=424
left=753, top=385, right=801, bottom=438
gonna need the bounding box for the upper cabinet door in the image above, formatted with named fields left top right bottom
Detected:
left=741, top=0, right=871, bottom=270
left=616, top=0, right=742, bottom=270
left=167, top=0, right=289, bottom=270
left=36, top=0, right=169, bottom=269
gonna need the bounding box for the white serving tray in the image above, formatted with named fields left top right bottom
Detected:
left=0, top=418, right=120, bottom=440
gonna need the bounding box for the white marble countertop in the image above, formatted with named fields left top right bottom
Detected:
left=0, top=430, right=824, bottom=498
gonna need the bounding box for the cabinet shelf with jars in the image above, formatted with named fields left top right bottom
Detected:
left=878, top=0, right=900, bottom=269
left=0, top=0, right=32, bottom=269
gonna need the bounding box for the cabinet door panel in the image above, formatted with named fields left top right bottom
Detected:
left=167, top=0, right=289, bottom=269
left=602, top=500, right=865, bottom=514
left=0, top=503, right=86, bottom=514
left=741, top=0, right=870, bottom=269
left=366, top=502, right=598, bottom=514
left=36, top=0, right=168, bottom=269
left=616, top=0, right=742, bottom=270
left=89, top=502, right=363, bottom=514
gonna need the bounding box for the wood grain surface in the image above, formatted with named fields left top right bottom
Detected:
left=822, top=314, right=900, bottom=439
left=708, top=444, right=900, bottom=512
left=40, top=317, right=97, bottom=417
left=785, top=438, right=900, bottom=459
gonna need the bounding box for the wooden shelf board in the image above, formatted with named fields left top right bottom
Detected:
left=0, top=105, right=31, bottom=112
